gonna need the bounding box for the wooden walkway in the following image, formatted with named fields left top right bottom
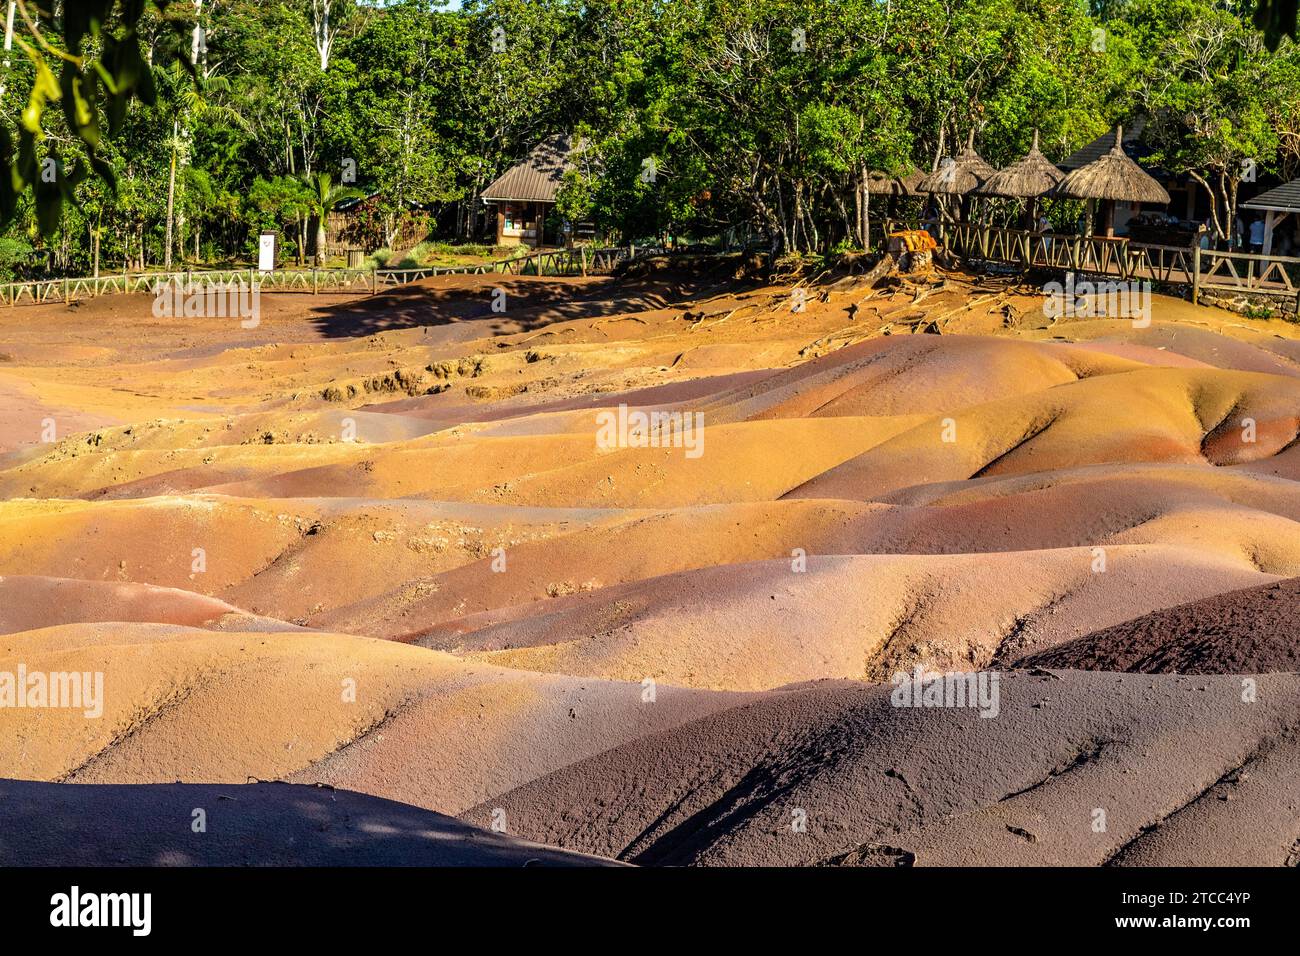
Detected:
left=0, top=245, right=673, bottom=308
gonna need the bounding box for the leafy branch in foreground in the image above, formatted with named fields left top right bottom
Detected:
left=0, top=0, right=191, bottom=235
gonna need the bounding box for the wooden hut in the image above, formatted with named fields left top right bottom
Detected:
left=858, top=166, right=924, bottom=243
left=327, top=193, right=434, bottom=257
left=865, top=167, right=925, bottom=197
left=971, top=130, right=1063, bottom=199
left=1240, top=178, right=1300, bottom=256
left=480, top=134, right=576, bottom=248
left=917, top=130, right=997, bottom=195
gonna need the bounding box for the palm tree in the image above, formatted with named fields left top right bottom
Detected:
left=306, top=172, right=362, bottom=267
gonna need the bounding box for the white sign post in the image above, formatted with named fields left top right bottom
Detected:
left=258, top=232, right=276, bottom=272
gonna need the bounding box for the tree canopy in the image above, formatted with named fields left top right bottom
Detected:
left=0, top=0, right=1296, bottom=276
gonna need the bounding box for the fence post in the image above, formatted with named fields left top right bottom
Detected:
left=312, top=268, right=319, bottom=294
left=1192, top=244, right=1201, bottom=305
left=371, top=267, right=377, bottom=295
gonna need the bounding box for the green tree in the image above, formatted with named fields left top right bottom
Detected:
left=247, top=174, right=312, bottom=264
left=1130, top=0, right=1285, bottom=243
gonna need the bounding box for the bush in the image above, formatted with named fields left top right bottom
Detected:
left=0, top=236, right=35, bottom=281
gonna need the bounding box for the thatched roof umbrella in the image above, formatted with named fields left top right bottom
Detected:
left=917, top=130, right=998, bottom=195
left=972, top=130, right=1063, bottom=198
left=857, top=167, right=924, bottom=250
left=917, top=130, right=997, bottom=229
left=970, top=129, right=1064, bottom=230
left=1052, top=125, right=1170, bottom=237
left=865, top=167, right=925, bottom=197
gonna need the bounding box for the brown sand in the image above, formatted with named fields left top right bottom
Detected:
left=1023, top=577, right=1300, bottom=673
left=468, top=671, right=1300, bottom=866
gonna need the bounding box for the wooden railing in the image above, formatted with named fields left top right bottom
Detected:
left=1, top=266, right=376, bottom=306
left=922, top=221, right=1300, bottom=302
left=0, top=245, right=685, bottom=308
left=941, top=222, right=1144, bottom=279
left=1125, top=243, right=1198, bottom=286
left=1195, top=248, right=1300, bottom=295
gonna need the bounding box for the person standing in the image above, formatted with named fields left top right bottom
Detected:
left=1248, top=217, right=1265, bottom=253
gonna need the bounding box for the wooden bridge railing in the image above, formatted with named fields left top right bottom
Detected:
left=927, top=221, right=1300, bottom=302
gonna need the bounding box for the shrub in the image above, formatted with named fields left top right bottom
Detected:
left=0, top=236, right=35, bottom=281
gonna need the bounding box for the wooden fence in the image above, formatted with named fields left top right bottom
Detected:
left=879, top=219, right=1300, bottom=304
left=0, top=245, right=675, bottom=308
left=33, top=230, right=1291, bottom=311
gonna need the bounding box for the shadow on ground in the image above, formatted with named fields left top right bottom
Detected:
left=0, top=779, right=617, bottom=866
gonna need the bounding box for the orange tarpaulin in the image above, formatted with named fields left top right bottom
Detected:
left=888, top=230, right=939, bottom=253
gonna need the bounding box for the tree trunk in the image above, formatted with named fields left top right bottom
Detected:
left=853, top=174, right=863, bottom=248
left=862, top=170, right=871, bottom=250
left=1187, top=170, right=1223, bottom=244
left=932, top=124, right=947, bottom=173
left=312, top=0, right=334, bottom=71
left=165, top=126, right=177, bottom=269
left=0, top=3, right=15, bottom=101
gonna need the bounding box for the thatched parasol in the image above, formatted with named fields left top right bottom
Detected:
left=1053, top=125, right=1170, bottom=236
left=1054, top=126, right=1170, bottom=203
left=917, top=130, right=998, bottom=195
left=971, top=130, right=1063, bottom=198
left=858, top=167, right=924, bottom=250
left=865, top=167, right=925, bottom=197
